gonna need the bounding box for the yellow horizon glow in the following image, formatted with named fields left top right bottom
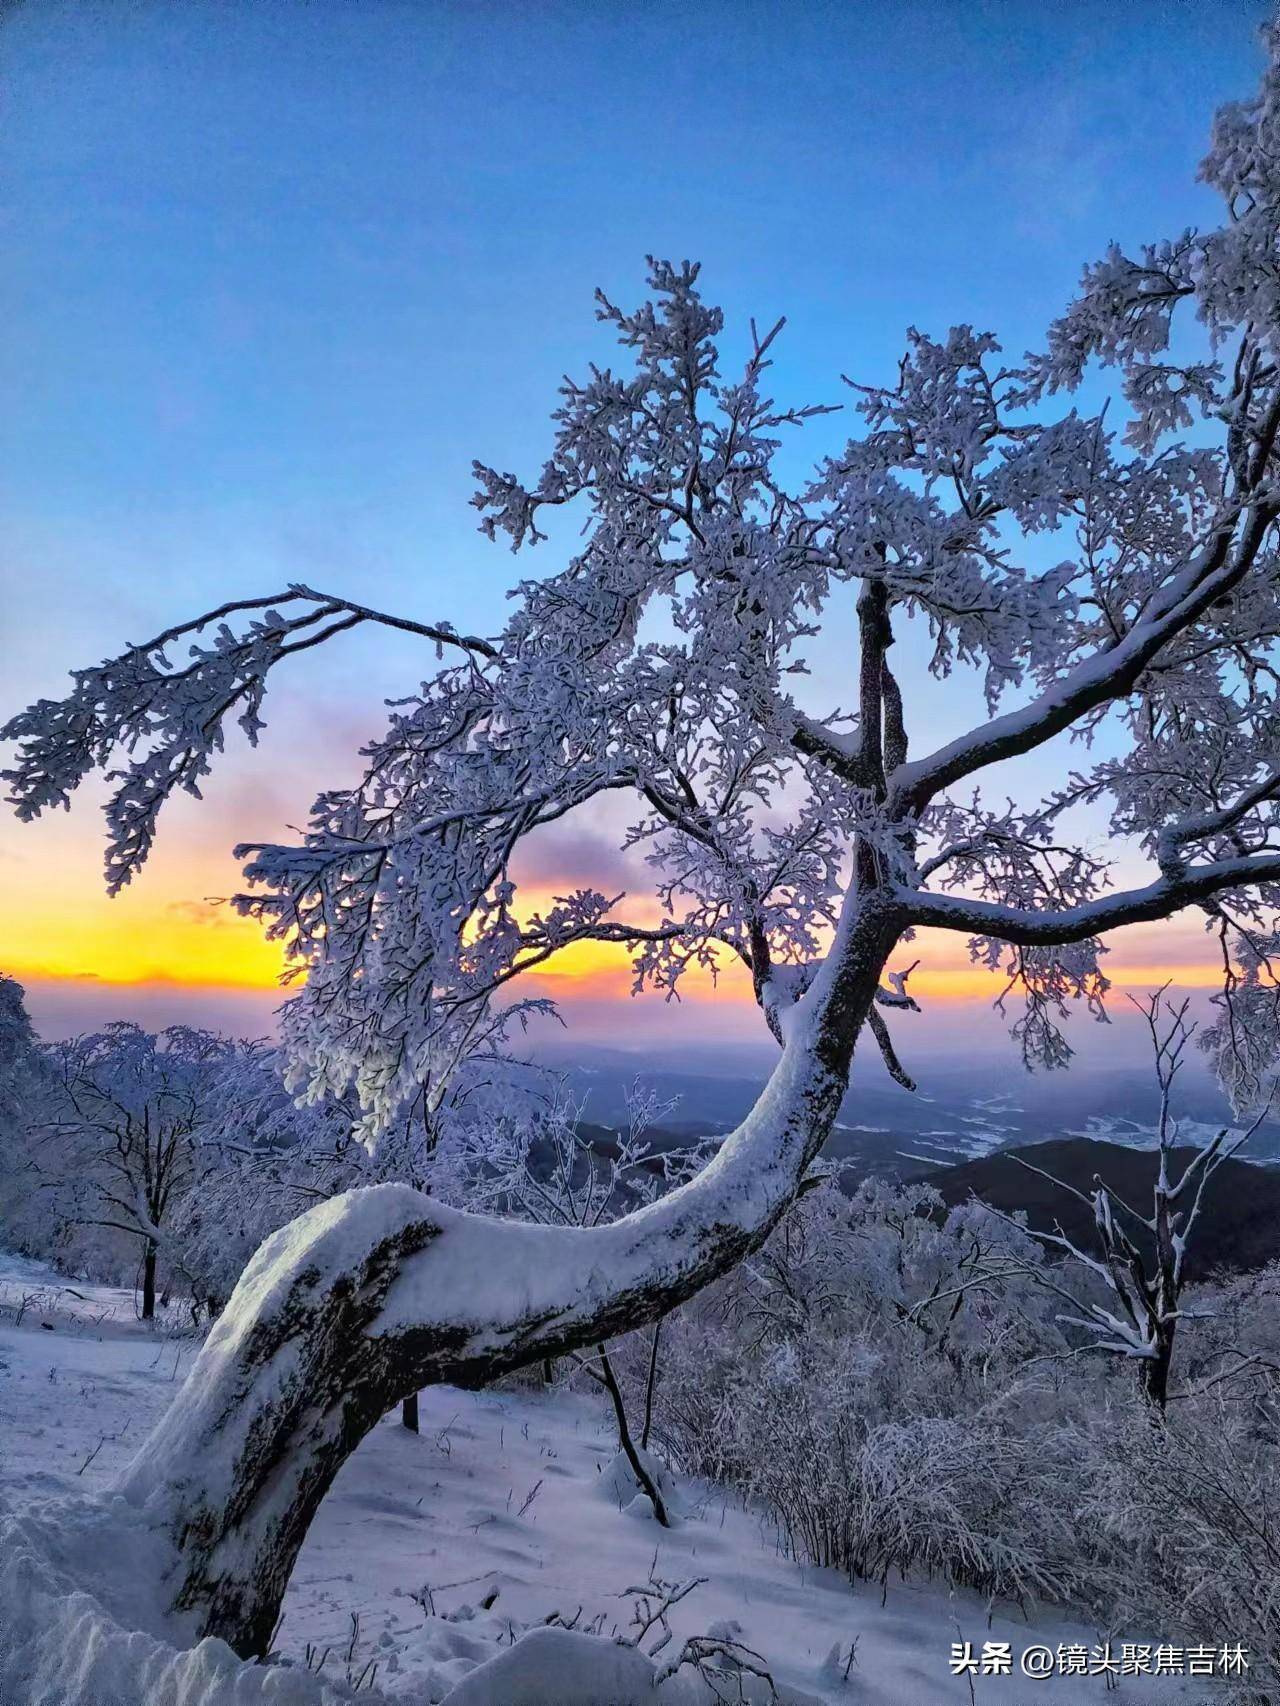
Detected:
left=5, top=918, right=1227, bottom=1006
left=4, top=913, right=286, bottom=990
left=0, top=834, right=1229, bottom=1004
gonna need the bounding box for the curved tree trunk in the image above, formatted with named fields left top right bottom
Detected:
left=113, top=895, right=899, bottom=1659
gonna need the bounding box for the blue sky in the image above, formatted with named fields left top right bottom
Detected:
left=1, top=0, right=1272, bottom=1060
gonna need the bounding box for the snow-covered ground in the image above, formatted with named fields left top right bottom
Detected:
left=0, top=1251, right=1217, bottom=1704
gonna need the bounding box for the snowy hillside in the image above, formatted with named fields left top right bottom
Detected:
left=1, top=1251, right=1212, bottom=1706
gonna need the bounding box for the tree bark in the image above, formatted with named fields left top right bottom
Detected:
left=142, top=1240, right=157, bottom=1323
left=111, top=893, right=900, bottom=1660
left=401, top=1392, right=419, bottom=1432
left=595, top=1343, right=669, bottom=1525
left=1140, top=1329, right=1174, bottom=1411
left=641, top=1316, right=662, bottom=1451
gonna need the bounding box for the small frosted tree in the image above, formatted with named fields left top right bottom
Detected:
left=165, top=1038, right=364, bottom=1322
left=979, top=988, right=1274, bottom=1408
left=0, top=972, right=38, bottom=1117
left=7, top=24, right=1280, bottom=1659
left=32, top=1022, right=231, bottom=1318
left=0, top=974, right=48, bottom=1257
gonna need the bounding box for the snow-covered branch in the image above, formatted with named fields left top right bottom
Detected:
left=901, top=852, right=1280, bottom=944
left=1, top=583, right=497, bottom=894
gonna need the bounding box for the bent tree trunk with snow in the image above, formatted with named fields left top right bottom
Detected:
left=9, top=32, right=1280, bottom=1667
left=120, top=900, right=895, bottom=1656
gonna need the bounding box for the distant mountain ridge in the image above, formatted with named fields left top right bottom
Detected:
left=540, top=1045, right=1280, bottom=1271
left=902, top=1137, right=1280, bottom=1277
left=539, top=1040, right=1280, bottom=1174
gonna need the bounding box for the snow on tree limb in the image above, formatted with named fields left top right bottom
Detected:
left=903, top=852, right=1280, bottom=943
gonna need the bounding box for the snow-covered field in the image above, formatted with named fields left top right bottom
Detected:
left=0, top=1251, right=1215, bottom=1705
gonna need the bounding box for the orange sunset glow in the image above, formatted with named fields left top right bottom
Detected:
left=0, top=863, right=1228, bottom=1010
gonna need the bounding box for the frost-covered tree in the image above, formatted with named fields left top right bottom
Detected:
left=982, top=989, right=1274, bottom=1408
left=0, top=972, right=38, bottom=1122
left=8, top=26, right=1280, bottom=1659
left=0, top=974, right=48, bottom=1257
left=165, top=1038, right=364, bottom=1322
left=32, top=1022, right=231, bottom=1318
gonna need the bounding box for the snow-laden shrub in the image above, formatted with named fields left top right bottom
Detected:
left=622, top=1177, right=1123, bottom=1608
left=620, top=1174, right=1280, bottom=1639
left=644, top=1176, right=1076, bottom=1436
left=1077, top=1393, right=1280, bottom=1692
left=721, top=1339, right=1090, bottom=1605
